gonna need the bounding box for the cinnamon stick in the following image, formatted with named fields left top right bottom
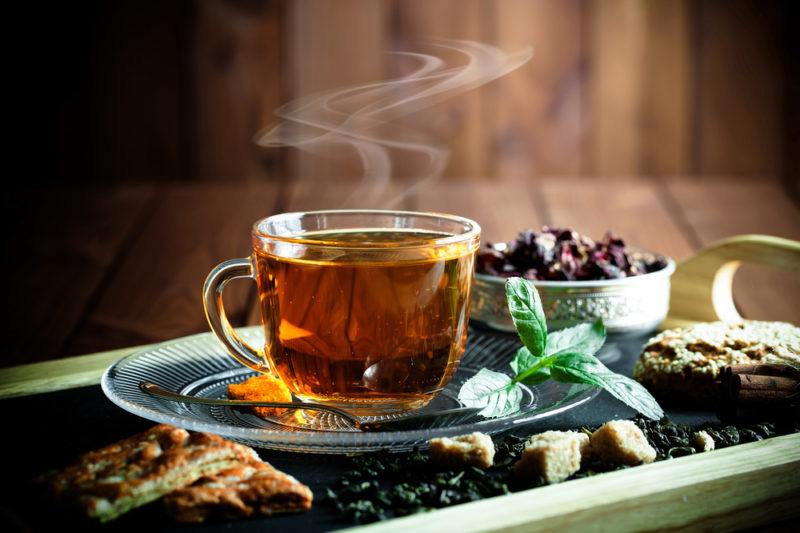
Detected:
left=717, top=364, right=800, bottom=421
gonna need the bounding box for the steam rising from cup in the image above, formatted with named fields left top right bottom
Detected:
left=255, top=40, right=532, bottom=207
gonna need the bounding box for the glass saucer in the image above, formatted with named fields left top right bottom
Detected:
left=102, top=326, right=598, bottom=453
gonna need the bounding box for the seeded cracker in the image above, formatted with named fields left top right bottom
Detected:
left=633, top=320, right=800, bottom=405
left=43, top=424, right=260, bottom=522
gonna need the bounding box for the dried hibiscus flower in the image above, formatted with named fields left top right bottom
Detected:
left=476, top=227, right=667, bottom=281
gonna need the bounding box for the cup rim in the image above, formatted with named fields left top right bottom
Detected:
left=252, top=209, right=481, bottom=249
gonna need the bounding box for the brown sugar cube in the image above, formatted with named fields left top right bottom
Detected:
left=590, top=420, right=657, bottom=466
left=429, top=432, right=495, bottom=469
left=576, top=432, right=591, bottom=465
left=513, top=431, right=588, bottom=484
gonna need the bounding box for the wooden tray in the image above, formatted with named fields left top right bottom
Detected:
left=2, top=234, right=798, bottom=531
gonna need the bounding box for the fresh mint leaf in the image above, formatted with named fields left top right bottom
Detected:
left=545, top=319, right=606, bottom=357
left=457, top=368, right=523, bottom=418
left=510, top=346, right=536, bottom=375
left=512, top=346, right=558, bottom=385
left=505, top=277, right=547, bottom=357
left=549, top=352, right=664, bottom=420
left=516, top=365, right=551, bottom=386
left=459, top=279, right=664, bottom=422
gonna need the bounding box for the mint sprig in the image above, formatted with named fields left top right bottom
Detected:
left=458, top=277, right=664, bottom=420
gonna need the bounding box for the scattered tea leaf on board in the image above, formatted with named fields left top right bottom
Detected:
left=458, top=369, right=523, bottom=418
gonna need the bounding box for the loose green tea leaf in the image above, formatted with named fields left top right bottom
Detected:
left=505, top=277, right=547, bottom=357
left=325, top=416, right=799, bottom=525
left=458, top=368, right=522, bottom=418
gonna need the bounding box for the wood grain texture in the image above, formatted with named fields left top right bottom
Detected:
left=2, top=186, right=155, bottom=367
left=348, top=433, right=800, bottom=533
left=284, top=0, right=389, bottom=182
left=34, top=2, right=792, bottom=183
left=285, top=178, right=412, bottom=212
left=414, top=179, right=544, bottom=244
left=491, top=0, right=585, bottom=177
left=586, top=0, right=648, bottom=176
left=541, top=177, right=695, bottom=260
left=695, top=0, right=785, bottom=176
left=665, top=178, right=800, bottom=323
left=193, top=0, right=284, bottom=182
left=390, top=0, right=487, bottom=179
left=585, top=0, right=692, bottom=176
left=640, top=0, right=692, bottom=175
left=63, top=182, right=281, bottom=356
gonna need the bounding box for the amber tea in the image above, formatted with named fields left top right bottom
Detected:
left=254, top=230, right=476, bottom=412
left=204, top=211, right=480, bottom=415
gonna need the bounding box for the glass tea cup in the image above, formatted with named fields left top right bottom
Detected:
left=203, top=210, right=480, bottom=415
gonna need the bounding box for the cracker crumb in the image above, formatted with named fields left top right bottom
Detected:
left=429, top=432, right=495, bottom=469
left=590, top=420, right=657, bottom=466
left=513, top=431, right=588, bottom=484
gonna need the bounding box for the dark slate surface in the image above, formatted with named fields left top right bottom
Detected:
left=0, top=330, right=718, bottom=532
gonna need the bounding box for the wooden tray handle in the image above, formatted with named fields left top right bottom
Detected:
left=663, top=234, right=800, bottom=329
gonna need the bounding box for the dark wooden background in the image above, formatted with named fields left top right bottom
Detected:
left=20, top=0, right=799, bottom=187
left=3, top=0, right=799, bottom=368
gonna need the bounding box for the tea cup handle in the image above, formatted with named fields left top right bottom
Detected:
left=203, top=257, right=269, bottom=373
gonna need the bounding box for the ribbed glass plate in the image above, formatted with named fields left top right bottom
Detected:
left=102, top=326, right=598, bottom=453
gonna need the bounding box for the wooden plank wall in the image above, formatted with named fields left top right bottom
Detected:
left=272, top=0, right=789, bottom=182
left=39, top=0, right=793, bottom=184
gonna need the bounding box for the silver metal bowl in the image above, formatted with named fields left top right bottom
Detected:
left=470, top=253, right=676, bottom=336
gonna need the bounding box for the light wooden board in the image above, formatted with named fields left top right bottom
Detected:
left=0, top=345, right=145, bottom=400
left=348, top=433, right=800, bottom=532
left=1, top=329, right=798, bottom=531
